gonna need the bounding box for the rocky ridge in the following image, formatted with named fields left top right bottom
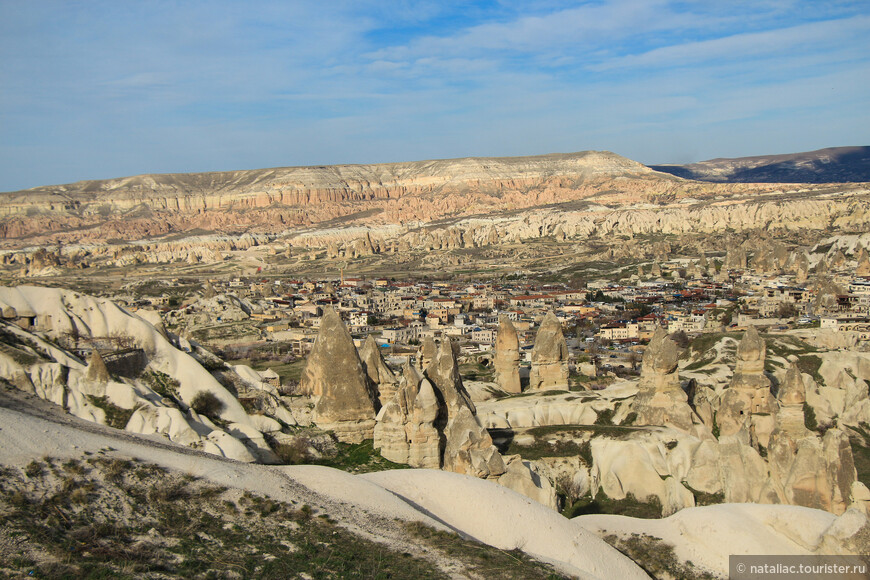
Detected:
left=650, top=146, right=870, bottom=183
left=4, top=150, right=863, bottom=254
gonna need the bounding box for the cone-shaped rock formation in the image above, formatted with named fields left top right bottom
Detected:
left=373, top=361, right=441, bottom=468
left=85, top=350, right=110, bottom=384
left=298, top=307, right=378, bottom=442
left=718, top=326, right=775, bottom=445
left=528, top=312, right=568, bottom=391
left=765, top=364, right=859, bottom=515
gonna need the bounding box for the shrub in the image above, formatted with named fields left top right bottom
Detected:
left=671, top=330, right=690, bottom=348
left=24, top=460, right=44, bottom=478
left=70, top=487, right=91, bottom=504
left=100, top=458, right=131, bottom=482
left=144, top=370, right=182, bottom=404
left=594, top=408, right=615, bottom=426
left=555, top=473, right=585, bottom=508
left=605, top=533, right=718, bottom=579
left=273, top=438, right=313, bottom=465
left=565, top=491, right=662, bottom=519
left=148, top=480, right=190, bottom=503
left=86, top=395, right=136, bottom=430
left=191, top=391, right=225, bottom=418
left=804, top=402, right=818, bottom=432
left=62, top=459, right=86, bottom=475
left=578, top=440, right=593, bottom=466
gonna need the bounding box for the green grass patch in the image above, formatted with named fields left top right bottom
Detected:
left=312, top=439, right=410, bottom=474
left=563, top=491, right=663, bottom=519
left=0, top=458, right=456, bottom=579
left=505, top=425, right=640, bottom=461
left=405, top=522, right=568, bottom=579
left=685, top=332, right=741, bottom=360
left=683, top=483, right=725, bottom=507
left=85, top=395, right=136, bottom=430
left=505, top=433, right=585, bottom=461
left=2, top=454, right=517, bottom=580
left=848, top=424, right=870, bottom=488
left=797, top=355, right=824, bottom=385
left=604, top=533, right=718, bottom=579
left=143, top=369, right=182, bottom=404
left=594, top=408, right=616, bottom=426
left=0, top=342, right=40, bottom=366
left=502, top=389, right=571, bottom=399
left=227, top=358, right=307, bottom=384
left=804, top=402, right=819, bottom=432
left=683, top=356, right=716, bottom=371
left=460, top=361, right=494, bottom=381
left=766, top=335, right=819, bottom=357
left=525, top=424, right=640, bottom=437
left=764, top=359, right=785, bottom=372
left=569, top=373, right=599, bottom=390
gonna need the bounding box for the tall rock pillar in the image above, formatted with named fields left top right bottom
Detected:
left=493, top=315, right=521, bottom=394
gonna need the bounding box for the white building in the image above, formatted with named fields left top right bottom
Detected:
left=381, top=326, right=419, bottom=344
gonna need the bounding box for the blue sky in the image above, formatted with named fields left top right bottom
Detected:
left=1, top=0, right=868, bottom=191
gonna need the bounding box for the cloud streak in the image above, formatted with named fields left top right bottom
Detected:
left=592, top=14, right=870, bottom=71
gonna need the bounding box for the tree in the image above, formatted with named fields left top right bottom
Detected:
left=555, top=472, right=586, bottom=510
left=626, top=302, right=652, bottom=318
left=671, top=330, right=690, bottom=349
left=777, top=302, right=798, bottom=318
left=191, top=391, right=225, bottom=419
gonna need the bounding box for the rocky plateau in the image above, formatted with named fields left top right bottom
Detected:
left=0, top=148, right=867, bottom=282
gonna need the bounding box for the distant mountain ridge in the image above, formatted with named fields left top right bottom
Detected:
left=0, top=150, right=709, bottom=242
left=649, top=146, right=870, bottom=183
left=0, top=147, right=864, bottom=248
left=0, top=150, right=656, bottom=199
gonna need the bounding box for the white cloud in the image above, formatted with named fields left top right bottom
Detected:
left=365, top=0, right=679, bottom=61
left=592, top=14, right=870, bottom=70
left=1, top=0, right=869, bottom=191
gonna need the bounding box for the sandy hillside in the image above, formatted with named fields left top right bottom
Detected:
left=0, top=387, right=644, bottom=579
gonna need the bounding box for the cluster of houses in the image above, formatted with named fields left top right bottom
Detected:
left=127, top=264, right=870, bottom=362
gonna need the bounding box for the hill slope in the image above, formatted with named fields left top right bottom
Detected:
left=0, top=386, right=644, bottom=579
left=650, top=146, right=870, bottom=183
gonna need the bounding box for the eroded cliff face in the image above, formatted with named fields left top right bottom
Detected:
left=0, top=151, right=867, bottom=271
left=3, top=193, right=870, bottom=274
left=0, top=150, right=801, bottom=244
left=0, top=151, right=655, bottom=214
